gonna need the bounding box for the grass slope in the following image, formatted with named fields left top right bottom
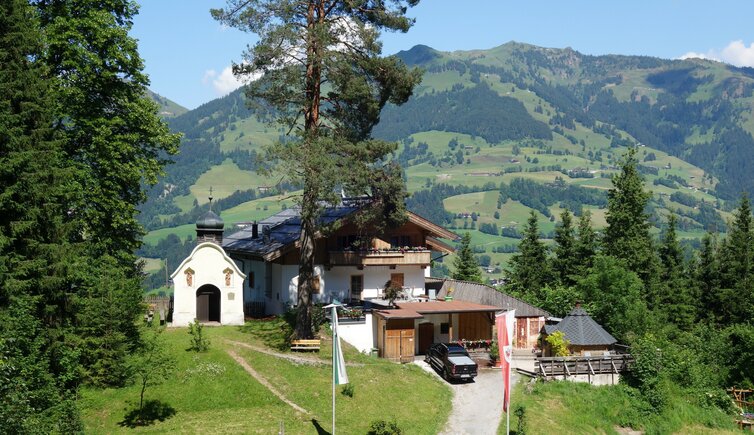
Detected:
left=80, top=321, right=450, bottom=434
left=501, top=380, right=738, bottom=435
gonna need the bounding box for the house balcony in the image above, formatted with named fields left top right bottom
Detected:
left=328, top=248, right=431, bottom=267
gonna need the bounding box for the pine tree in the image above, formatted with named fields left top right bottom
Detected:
left=552, top=209, right=577, bottom=286
left=213, top=0, right=422, bottom=338
left=507, top=211, right=551, bottom=300
left=0, top=0, right=81, bottom=430
left=603, top=147, right=659, bottom=303
left=451, top=233, right=483, bottom=283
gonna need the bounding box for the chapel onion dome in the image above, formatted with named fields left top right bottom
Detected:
left=196, top=210, right=224, bottom=230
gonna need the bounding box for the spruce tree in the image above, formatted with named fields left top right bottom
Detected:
left=695, top=232, right=721, bottom=322
left=658, top=214, right=695, bottom=330
left=552, top=209, right=577, bottom=286
left=507, top=211, right=551, bottom=300
left=0, top=0, right=81, bottom=430
left=574, top=210, right=598, bottom=278
left=718, top=194, right=754, bottom=324
left=213, top=0, right=422, bottom=338
left=603, top=147, right=659, bottom=303
left=451, top=233, right=483, bottom=283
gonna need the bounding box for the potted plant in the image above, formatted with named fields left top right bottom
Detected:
left=489, top=340, right=501, bottom=368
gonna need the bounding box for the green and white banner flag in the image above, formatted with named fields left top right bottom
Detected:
left=328, top=303, right=349, bottom=385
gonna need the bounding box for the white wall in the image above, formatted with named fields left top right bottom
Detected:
left=170, top=242, right=246, bottom=326
left=324, top=265, right=426, bottom=299
left=338, top=313, right=375, bottom=353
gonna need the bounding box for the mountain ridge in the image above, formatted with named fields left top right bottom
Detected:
left=140, top=42, right=753, bottom=245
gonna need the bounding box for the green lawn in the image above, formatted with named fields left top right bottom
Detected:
left=501, top=380, right=738, bottom=435
left=80, top=321, right=451, bottom=434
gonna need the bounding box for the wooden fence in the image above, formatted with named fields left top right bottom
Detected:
left=143, top=295, right=172, bottom=324
left=535, top=354, right=634, bottom=382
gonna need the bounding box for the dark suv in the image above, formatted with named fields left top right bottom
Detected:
left=425, top=343, right=478, bottom=381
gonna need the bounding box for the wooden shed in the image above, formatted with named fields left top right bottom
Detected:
left=375, top=311, right=421, bottom=363
left=373, top=299, right=500, bottom=362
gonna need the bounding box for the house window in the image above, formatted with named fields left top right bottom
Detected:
left=350, top=275, right=363, bottom=298
left=390, top=235, right=412, bottom=248
left=248, top=272, right=255, bottom=289
left=440, top=323, right=450, bottom=334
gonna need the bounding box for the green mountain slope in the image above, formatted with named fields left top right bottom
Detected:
left=147, top=89, right=189, bottom=118
left=139, top=42, right=754, bottom=280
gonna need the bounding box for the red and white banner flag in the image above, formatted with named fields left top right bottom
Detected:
left=496, top=309, right=515, bottom=413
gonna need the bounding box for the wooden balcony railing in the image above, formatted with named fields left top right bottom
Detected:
left=328, top=249, right=431, bottom=267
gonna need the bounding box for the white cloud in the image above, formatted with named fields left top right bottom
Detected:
left=679, top=40, right=754, bottom=67
left=679, top=51, right=716, bottom=61
left=212, top=66, right=243, bottom=95
left=202, top=69, right=217, bottom=84
left=720, top=40, right=754, bottom=68
left=201, top=66, right=244, bottom=96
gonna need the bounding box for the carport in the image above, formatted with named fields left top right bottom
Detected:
left=373, top=300, right=500, bottom=362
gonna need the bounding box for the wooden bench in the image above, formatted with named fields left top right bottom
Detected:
left=291, top=339, right=321, bottom=352
left=737, top=420, right=754, bottom=431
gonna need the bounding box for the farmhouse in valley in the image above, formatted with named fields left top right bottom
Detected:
left=171, top=197, right=551, bottom=360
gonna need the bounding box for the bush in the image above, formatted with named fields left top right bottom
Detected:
left=188, top=320, right=210, bottom=352
left=341, top=383, right=355, bottom=398
left=514, top=404, right=527, bottom=435
left=545, top=331, right=570, bottom=357
left=368, top=419, right=402, bottom=435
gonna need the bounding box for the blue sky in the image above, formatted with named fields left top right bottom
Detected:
left=133, top=1, right=754, bottom=110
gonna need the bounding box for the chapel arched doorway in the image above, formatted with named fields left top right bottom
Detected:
left=196, top=285, right=221, bottom=322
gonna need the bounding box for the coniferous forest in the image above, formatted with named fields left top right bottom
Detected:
left=504, top=148, right=754, bottom=415
left=0, top=0, right=178, bottom=431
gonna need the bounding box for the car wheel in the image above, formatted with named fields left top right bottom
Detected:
left=442, top=368, right=449, bottom=381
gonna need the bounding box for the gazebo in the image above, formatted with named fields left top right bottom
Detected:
left=541, top=305, right=617, bottom=356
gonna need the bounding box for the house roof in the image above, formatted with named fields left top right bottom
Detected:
left=374, top=299, right=500, bottom=320
left=543, top=307, right=617, bottom=346
left=223, top=206, right=356, bottom=261
left=222, top=201, right=459, bottom=261
left=430, top=278, right=550, bottom=318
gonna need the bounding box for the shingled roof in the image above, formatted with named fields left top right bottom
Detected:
left=223, top=200, right=459, bottom=261
left=429, top=277, right=550, bottom=318
left=543, top=307, right=617, bottom=346
left=223, top=205, right=358, bottom=261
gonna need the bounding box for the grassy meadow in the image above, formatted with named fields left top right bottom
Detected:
left=501, top=380, right=739, bottom=435
left=79, top=320, right=450, bottom=434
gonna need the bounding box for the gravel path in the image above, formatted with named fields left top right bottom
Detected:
left=416, top=360, right=517, bottom=435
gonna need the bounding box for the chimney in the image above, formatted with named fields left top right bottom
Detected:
left=252, top=221, right=258, bottom=239
left=574, top=301, right=582, bottom=309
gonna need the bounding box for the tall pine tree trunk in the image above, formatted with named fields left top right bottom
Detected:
left=295, top=186, right=317, bottom=339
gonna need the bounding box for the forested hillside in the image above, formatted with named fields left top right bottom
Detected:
left=139, top=41, right=754, bottom=285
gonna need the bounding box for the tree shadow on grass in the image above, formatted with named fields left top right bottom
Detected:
left=118, top=399, right=177, bottom=428
left=311, top=418, right=332, bottom=435
left=237, top=317, right=292, bottom=351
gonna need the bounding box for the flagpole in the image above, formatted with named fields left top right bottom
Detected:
left=506, top=402, right=510, bottom=435
left=332, top=305, right=336, bottom=435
